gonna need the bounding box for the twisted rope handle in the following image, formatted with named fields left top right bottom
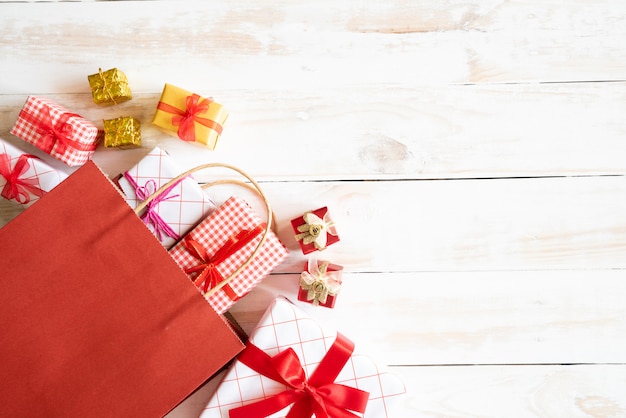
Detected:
left=134, top=163, right=272, bottom=299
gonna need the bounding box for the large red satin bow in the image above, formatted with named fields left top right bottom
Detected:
left=0, top=153, right=46, bottom=204
left=156, top=94, right=224, bottom=142
left=18, top=105, right=97, bottom=156
left=183, top=223, right=266, bottom=298
left=229, top=333, right=370, bottom=418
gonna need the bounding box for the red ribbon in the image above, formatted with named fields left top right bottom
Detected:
left=156, top=94, right=224, bottom=142
left=18, top=104, right=97, bottom=156
left=0, top=153, right=46, bottom=204
left=229, top=333, right=369, bottom=418
left=183, top=223, right=266, bottom=298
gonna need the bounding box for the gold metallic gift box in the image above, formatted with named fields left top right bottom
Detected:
left=103, top=116, right=141, bottom=148
left=87, top=68, right=132, bottom=105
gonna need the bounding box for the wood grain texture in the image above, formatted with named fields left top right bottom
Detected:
left=2, top=82, right=626, bottom=180
left=1, top=0, right=626, bottom=93
left=3, top=175, right=626, bottom=272
left=229, top=271, right=626, bottom=365
left=398, top=364, right=626, bottom=418
left=165, top=365, right=626, bottom=418
left=1, top=0, right=625, bottom=417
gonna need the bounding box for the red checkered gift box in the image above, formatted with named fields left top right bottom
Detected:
left=116, top=146, right=217, bottom=249
left=200, top=297, right=406, bottom=418
left=0, top=137, right=68, bottom=206
left=169, top=196, right=289, bottom=314
left=11, top=96, right=99, bottom=167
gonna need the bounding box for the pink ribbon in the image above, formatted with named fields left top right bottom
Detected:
left=0, top=153, right=46, bottom=204
left=123, top=172, right=186, bottom=242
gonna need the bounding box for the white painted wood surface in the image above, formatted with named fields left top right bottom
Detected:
left=1, top=1, right=625, bottom=417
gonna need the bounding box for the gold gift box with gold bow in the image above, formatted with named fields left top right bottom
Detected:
left=103, top=116, right=141, bottom=148
left=87, top=67, right=132, bottom=105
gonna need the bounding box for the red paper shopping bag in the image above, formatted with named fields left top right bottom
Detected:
left=0, top=161, right=244, bottom=417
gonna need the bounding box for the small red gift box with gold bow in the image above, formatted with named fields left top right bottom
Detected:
left=0, top=137, right=68, bottom=206
left=152, top=83, right=228, bottom=150
left=11, top=96, right=99, bottom=167
left=298, top=258, right=343, bottom=308
left=291, top=206, right=340, bottom=254
left=169, top=196, right=289, bottom=314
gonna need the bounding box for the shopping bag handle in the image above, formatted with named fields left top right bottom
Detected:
left=134, top=163, right=272, bottom=299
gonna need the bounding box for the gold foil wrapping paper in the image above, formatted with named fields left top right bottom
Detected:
left=87, top=68, right=132, bottom=105
left=103, top=116, right=141, bottom=148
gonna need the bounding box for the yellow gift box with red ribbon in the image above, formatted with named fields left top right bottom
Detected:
left=152, top=83, right=228, bottom=150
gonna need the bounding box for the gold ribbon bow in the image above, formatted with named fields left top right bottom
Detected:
left=300, top=258, right=342, bottom=305
left=295, top=210, right=337, bottom=251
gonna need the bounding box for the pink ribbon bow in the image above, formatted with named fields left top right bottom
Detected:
left=123, top=172, right=186, bottom=242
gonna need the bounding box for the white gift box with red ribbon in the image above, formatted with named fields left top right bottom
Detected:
left=116, top=146, right=216, bottom=248
left=200, top=297, right=406, bottom=418
left=0, top=137, right=68, bottom=206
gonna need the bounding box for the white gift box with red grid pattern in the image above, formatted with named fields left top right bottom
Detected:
left=201, top=297, right=406, bottom=418
left=10, top=96, right=99, bottom=167
left=0, top=137, right=68, bottom=206
left=169, top=196, right=289, bottom=314
left=116, top=146, right=217, bottom=249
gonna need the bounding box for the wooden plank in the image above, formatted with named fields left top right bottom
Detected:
left=238, top=176, right=626, bottom=273
left=3, top=175, right=626, bottom=271
left=394, top=364, right=626, bottom=418
left=1, top=82, right=625, bottom=181
left=229, top=271, right=626, bottom=365
left=165, top=364, right=626, bottom=417
left=1, top=1, right=625, bottom=91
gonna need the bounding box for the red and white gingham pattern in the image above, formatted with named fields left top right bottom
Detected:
left=201, top=297, right=406, bottom=418
left=10, top=96, right=99, bottom=167
left=169, top=196, right=289, bottom=314
left=0, top=137, right=68, bottom=207
left=117, top=146, right=217, bottom=249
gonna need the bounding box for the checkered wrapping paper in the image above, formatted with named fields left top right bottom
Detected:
left=201, top=297, right=406, bottom=418
left=169, top=196, right=289, bottom=314
left=10, top=96, right=99, bottom=167
left=117, top=146, right=217, bottom=248
left=0, top=137, right=68, bottom=207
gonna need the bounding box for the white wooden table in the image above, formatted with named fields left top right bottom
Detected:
left=2, top=1, right=626, bottom=417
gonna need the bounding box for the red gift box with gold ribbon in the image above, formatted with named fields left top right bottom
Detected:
left=11, top=96, right=99, bottom=167
left=297, top=258, right=343, bottom=308
left=169, top=196, right=289, bottom=314
left=291, top=206, right=340, bottom=254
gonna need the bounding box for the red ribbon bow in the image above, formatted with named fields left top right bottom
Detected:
left=229, top=333, right=369, bottom=418
left=0, top=153, right=46, bottom=204
left=183, top=224, right=266, bottom=298
left=18, top=104, right=97, bottom=156
left=156, top=94, right=224, bottom=142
